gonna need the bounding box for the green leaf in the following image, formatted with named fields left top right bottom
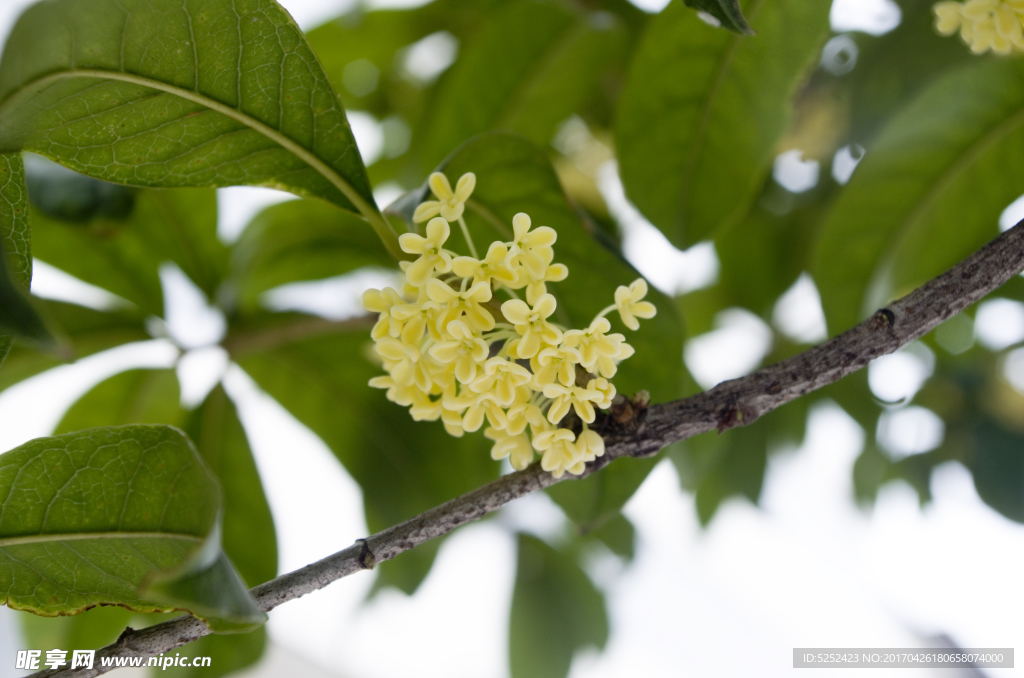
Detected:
left=669, top=397, right=809, bottom=525
left=404, top=132, right=686, bottom=403
left=715, top=205, right=820, bottom=318
left=309, top=0, right=506, bottom=108
left=0, top=0, right=381, bottom=232
left=0, top=154, right=31, bottom=289
left=587, top=512, right=636, bottom=560
left=55, top=369, right=185, bottom=434
left=681, top=0, right=755, bottom=34
left=235, top=327, right=497, bottom=594
left=814, top=58, right=1024, bottom=333
left=184, top=385, right=277, bottom=588
left=225, top=199, right=393, bottom=314
left=0, top=300, right=150, bottom=395
left=0, top=425, right=264, bottom=631
left=844, top=0, right=973, bottom=146
left=28, top=165, right=227, bottom=315
left=25, top=154, right=135, bottom=223
left=547, top=456, right=658, bottom=534
left=615, top=0, right=830, bottom=247
left=417, top=0, right=626, bottom=171
left=510, top=534, right=608, bottom=678
left=0, top=152, right=48, bottom=347
left=42, top=379, right=273, bottom=668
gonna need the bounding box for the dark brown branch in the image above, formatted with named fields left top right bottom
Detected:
left=33, top=221, right=1024, bottom=677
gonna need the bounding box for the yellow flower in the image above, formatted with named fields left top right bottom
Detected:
left=426, top=278, right=495, bottom=333
left=485, top=428, right=535, bottom=470
left=413, top=172, right=477, bottom=223
left=501, top=293, right=563, bottom=359
left=444, top=390, right=508, bottom=432
left=532, top=345, right=582, bottom=388
left=533, top=428, right=583, bottom=478
left=451, top=241, right=518, bottom=287
left=442, top=407, right=465, bottom=438
left=562, top=318, right=621, bottom=372
left=935, top=0, right=965, bottom=33
left=375, top=337, right=432, bottom=392
left=522, top=262, right=568, bottom=305
left=614, top=278, right=657, bottom=331
left=586, top=377, right=616, bottom=409
left=594, top=335, right=633, bottom=379
left=368, top=375, right=418, bottom=407
left=576, top=429, right=605, bottom=464
left=542, top=382, right=600, bottom=424
left=505, top=395, right=546, bottom=436
left=508, top=213, right=557, bottom=280
left=409, top=393, right=444, bottom=422
left=470, top=357, right=533, bottom=406
left=362, top=287, right=407, bottom=340
left=428, top=320, right=489, bottom=384
left=934, top=0, right=1024, bottom=52
left=390, top=299, right=443, bottom=344
left=399, top=217, right=454, bottom=286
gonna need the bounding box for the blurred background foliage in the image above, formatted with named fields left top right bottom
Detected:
left=2, top=0, right=1024, bottom=675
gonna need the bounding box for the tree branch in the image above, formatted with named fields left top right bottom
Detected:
left=32, top=221, right=1024, bottom=677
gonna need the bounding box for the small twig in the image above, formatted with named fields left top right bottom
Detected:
left=32, top=220, right=1024, bottom=677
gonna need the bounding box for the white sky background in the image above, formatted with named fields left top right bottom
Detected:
left=3, top=0, right=1024, bottom=677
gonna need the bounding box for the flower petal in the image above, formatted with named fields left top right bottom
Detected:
left=425, top=216, right=451, bottom=244
left=455, top=172, right=477, bottom=202
left=429, top=172, right=454, bottom=201
left=413, top=201, right=442, bottom=223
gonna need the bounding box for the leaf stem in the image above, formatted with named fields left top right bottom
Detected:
left=457, top=216, right=479, bottom=259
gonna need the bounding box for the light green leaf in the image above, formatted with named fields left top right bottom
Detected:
left=0, top=424, right=264, bottom=631
left=0, top=152, right=48, bottom=348
left=615, top=0, right=830, bottom=247
left=225, top=199, right=393, bottom=314
left=587, top=512, right=636, bottom=561
left=715, top=205, right=819, bottom=318
left=55, top=369, right=185, bottom=434
left=39, top=379, right=274, bottom=668
left=681, top=0, right=754, bottom=34
left=0, top=0, right=390, bottom=249
left=184, top=385, right=277, bottom=588
left=510, top=535, right=608, bottom=678
left=234, top=327, right=496, bottom=595
left=546, top=456, right=657, bottom=534
left=814, top=58, right=1024, bottom=333
left=417, top=0, right=626, bottom=171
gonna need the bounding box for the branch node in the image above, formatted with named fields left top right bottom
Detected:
left=877, top=307, right=896, bottom=329
left=355, top=539, right=377, bottom=570
left=716, top=401, right=758, bottom=433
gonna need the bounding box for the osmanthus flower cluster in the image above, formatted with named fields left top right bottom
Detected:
left=362, top=171, right=656, bottom=478
left=934, top=0, right=1024, bottom=53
